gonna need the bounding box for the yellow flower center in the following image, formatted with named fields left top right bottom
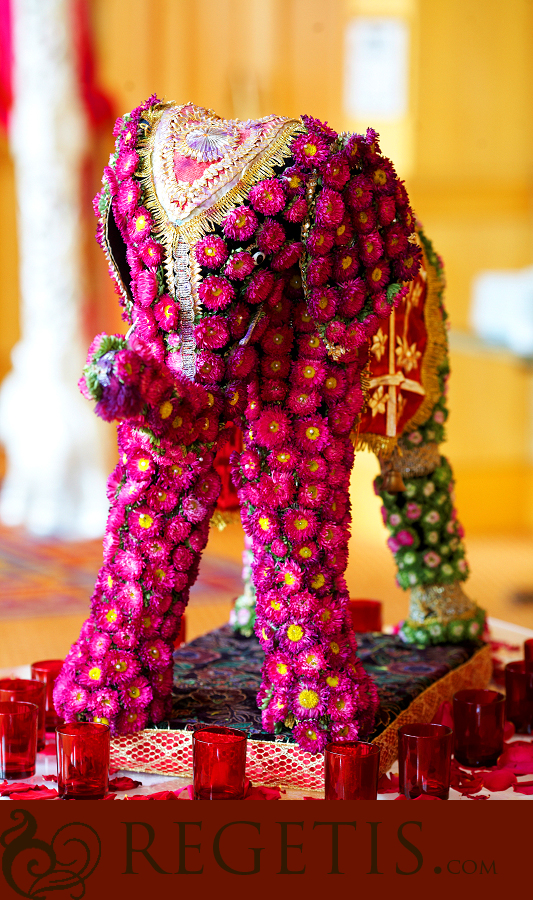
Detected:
left=172, top=416, right=183, bottom=429
left=270, top=599, right=282, bottom=611
left=135, top=214, right=146, bottom=231
left=359, top=211, right=368, bottom=224
left=308, top=486, right=318, bottom=499
left=164, top=304, right=173, bottom=319
left=295, top=518, right=308, bottom=531
left=138, top=513, right=153, bottom=529
left=326, top=675, right=339, bottom=688
left=337, top=224, right=346, bottom=236
left=269, top=420, right=280, bottom=432
left=308, top=460, right=319, bottom=472
left=303, top=366, right=315, bottom=379
left=304, top=143, right=317, bottom=157
left=128, top=687, right=141, bottom=699
left=330, top=641, right=340, bottom=655
left=149, top=646, right=160, bottom=659
left=306, top=729, right=318, bottom=741
left=306, top=426, right=320, bottom=441
left=212, top=287, right=222, bottom=296
left=259, top=516, right=271, bottom=531
left=114, top=660, right=127, bottom=672
left=287, top=624, right=303, bottom=642
left=297, top=394, right=309, bottom=405
left=301, top=311, right=312, bottom=323
left=236, top=214, right=247, bottom=228
left=107, top=575, right=113, bottom=589
left=159, top=401, right=173, bottom=419
left=277, top=663, right=288, bottom=675
left=143, top=617, right=151, bottom=628
left=127, top=712, right=138, bottom=723
left=336, top=699, right=346, bottom=710
left=312, top=573, right=326, bottom=589
left=106, top=609, right=118, bottom=623
left=298, top=689, right=319, bottom=709
left=299, top=546, right=312, bottom=559
left=207, top=392, right=214, bottom=407
left=284, top=573, right=296, bottom=585
left=94, top=716, right=109, bottom=725
left=325, top=377, right=337, bottom=390
left=405, top=255, right=413, bottom=267
left=155, top=568, right=166, bottom=582
left=277, top=452, right=289, bottom=462
left=371, top=268, right=382, bottom=282
left=319, top=296, right=329, bottom=309
left=171, top=465, right=183, bottom=477
left=341, top=255, right=352, bottom=270
left=137, top=457, right=150, bottom=471
left=89, top=667, right=101, bottom=681
left=270, top=360, right=281, bottom=372
left=374, top=168, right=387, bottom=185
left=316, top=235, right=325, bottom=246
left=273, top=333, right=283, bottom=345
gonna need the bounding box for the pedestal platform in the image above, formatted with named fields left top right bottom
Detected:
left=111, top=625, right=492, bottom=790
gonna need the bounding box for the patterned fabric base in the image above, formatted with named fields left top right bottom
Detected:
left=110, top=626, right=492, bottom=788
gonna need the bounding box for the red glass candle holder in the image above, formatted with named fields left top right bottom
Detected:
left=31, top=660, right=64, bottom=731
left=0, top=701, right=39, bottom=779
left=505, top=661, right=533, bottom=735
left=524, top=639, right=533, bottom=671
left=0, top=678, right=46, bottom=751
left=453, top=689, right=505, bottom=766
left=398, top=723, right=453, bottom=799
left=56, top=722, right=110, bottom=799
left=325, top=741, right=381, bottom=800
left=173, top=614, right=187, bottom=649
left=348, top=599, right=383, bottom=633
left=193, top=726, right=247, bottom=800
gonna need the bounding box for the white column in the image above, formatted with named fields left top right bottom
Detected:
left=0, top=0, right=108, bottom=538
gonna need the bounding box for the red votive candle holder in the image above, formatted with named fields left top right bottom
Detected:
left=193, top=726, right=247, bottom=800
left=453, top=689, right=505, bottom=767
left=324, top=741, right=381, bottom=800
left=173, top=614, right=187, bottom=649
left=348, top=599, right=383, bottom=633
left=524, top=639, right=533, bottom=671
left=31, top=660, right=64, bottom=731
left=505, top=661, right=533, bottom=735
left=0, top=701, right=39, bottom=779
left=0, top=678, right=46, bottom=751
left=56, top=722, right=110, bottom=800
left=398, top=723, right=453, bottom=799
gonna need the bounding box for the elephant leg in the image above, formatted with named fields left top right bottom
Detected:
left=54, top=400, right=224, bottom=734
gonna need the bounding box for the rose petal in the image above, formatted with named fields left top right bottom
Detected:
left=8, top=787, right=58, bottom=800
left=512, top=783, right=533, bottom=795
left=504, top=721, right=516, bottom=741
left=42, top=774, right=57, bottom=782
left=483, top=768, right=517, bottom=792
left=126, top=790, right=180, bottom=800
left=0, top=782, right=40, bottom=796
left=109, top=777, right=143, bottom=791
left=497, top=741, right=533, bottom=775
left=41, top=744, right=56, bottom=756
left=463, top=793, right=490, bottom=800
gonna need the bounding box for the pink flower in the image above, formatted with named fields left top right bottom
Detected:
left=140, top=638, right=172, bottom=670
left=116, top=177, right=141, bottom=217
left=271, top=241, right=303, bottom=271
left=366, top=261, right=390, bottom=292
left=261, top=325, right=294, bottom=356
left=222, top=205, right=258, bottom=241
left=292, top=682, right=327, bottom=719
left=276, top=560, right=303, bottom=593
left=194, top=316, right=230, bottom=350
left=181, top=495, right=208, bottom=524
left=245, top=269, right=275, bottom=304
left=377, top=195, right=396, bottom=225
left=255, top=408, right=291, bottom=448
left=291, top=132, right=329, bottom=169
left=282, top=166, right=307, bottom=194
left=249, top=510, right=279, bottom=544
left=279, top=620, right=319, bottom=655
left=371, top=160, right=396, bottom=194
left=293, top=541, right=319, bottom=565
left=286, top=389, right=320, bottom=416
left=135, top=270, right=158, bottom=307
left=393, top=245, right=422, bottom=281
left=292, top=723, right=328, bottom=754
left=257, top=219, right=286, bottom=254
left=198, top=275, right=235, bottom=311
left=294, top=645, right=325, bottom=678
left=108, top=650, right=141, bottom=685
left=385, top=225, right=409, bottom=257
left=284, top=196, right=308, bottom=223
left=347, top=175, right=373, bottom=210
left=359, top=232, right=383, bottom=266
left=264, top=651, right=294, bottom=687
left=248, top=178, right=285, bottom=215
left=120, top=676, right=153, bottom=710
left=258, top=590, right=289, bottom=625
left=224, top=251, right=254, bottom=280
left=195, top=234, right=228, bottom=268
left=307, top=227, right=335, bottom=257
left=315, top=189, right=345, bottom=227
left=139, top=240, right=163, bottom=268
left=282, top=509, right=318, bottom=543
left=306, top=255, right=332, bottom=287
left=116, top=709, right=149, bottom=734
left=334, top=249, right=359, bottom=282
left=334, top=215, right=354, bottom=247
left=128, top=506, right=161, bottom=539
left=116, top=147, right=139, bottom=180
left=373, top=292, right=392, bottom=318
left=298, top=455, right=328, bottom=482
left=295, top=415, right=330, bottom=452
left=292, top=359, right=326, bottom=389
left=154, top=295, right=179, bottom=331
left=126, top=450, right=155, bottom=482
left=113, top=548, right=144, bottom=579
left=423, top=551, right=441, bottom=568
left=323, top=153, right=350, bottom=190
left=308, top=286, right=338, bottom=322
left=128, top=206, right=152, bottom=243
left=405, top=502, right=422, bottom=521
left=352, top=206, right=377, bottom=233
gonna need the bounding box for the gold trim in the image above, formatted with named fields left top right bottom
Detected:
left=372, top=642, right=493, bottom=775
left=136, top=104, right=304, bottom=262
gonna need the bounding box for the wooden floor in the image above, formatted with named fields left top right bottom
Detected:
left=0, top=516, right=532, bottom=670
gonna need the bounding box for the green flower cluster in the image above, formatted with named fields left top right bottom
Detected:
left=376, top=456, right=470, bottom=590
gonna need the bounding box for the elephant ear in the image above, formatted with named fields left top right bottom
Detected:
left=298, top=126, right=420, bottom=361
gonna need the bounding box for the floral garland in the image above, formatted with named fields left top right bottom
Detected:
left=55, top=98, right=421, bottom=751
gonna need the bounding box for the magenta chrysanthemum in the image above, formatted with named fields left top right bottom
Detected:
left=128, top=206, right=153, bottom=243
left=315, top=188, right=345, bottom=227
left=195, top=234, right=228, bottom=268
left=194, top=316, right=230, bottom=350
left=198, top=275, right=235, bottom=311
left=307, top=227, right=335, bottom=257
left=254, top=408, right=291, bottom=448
left=154, top=296, right=179, bottom=331
left=222, top=205, right=258, bottom=240
left=224, top=251, right=254, bottom=280
left=346, top=174, right=373, bottom=210
left=135, top=270, right=158, bottom=307
left=248, top=178, right=285, bottom=215
left=116, top=177, right=141, bottom=217
left=291, top=132, right=329, bottom=170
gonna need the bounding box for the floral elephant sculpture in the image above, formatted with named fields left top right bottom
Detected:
left=54, top=97, right=422, bottom=750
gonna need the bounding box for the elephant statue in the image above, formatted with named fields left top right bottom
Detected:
left=54, top=97, right=425, bottom=751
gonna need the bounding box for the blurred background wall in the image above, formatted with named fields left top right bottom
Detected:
left=1, top=0, right=532, bottom=538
